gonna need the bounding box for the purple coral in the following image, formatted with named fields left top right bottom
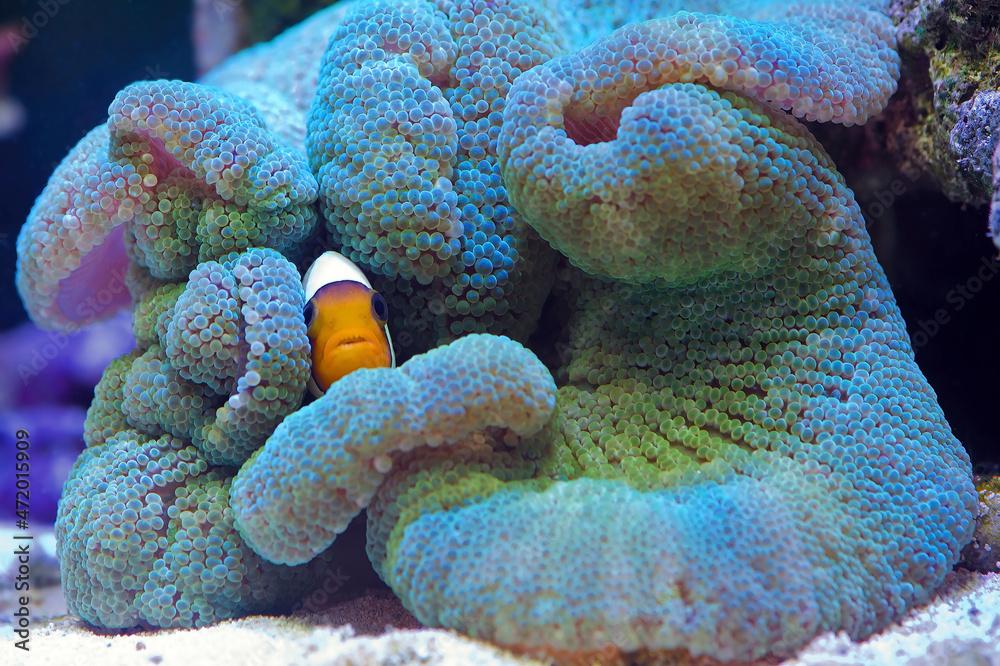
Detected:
left=0, top=314, right=134, bottom=522
left=951, top=90, right=1000, bottom=198
left=991, top=134, right=1000, bottom=246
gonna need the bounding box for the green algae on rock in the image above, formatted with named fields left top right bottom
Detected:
left=961, top=476, right=1000, bottom=573
left=885, top=0, right=1000, bottom=207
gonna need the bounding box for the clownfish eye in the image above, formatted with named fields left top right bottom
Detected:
left=303, top=300, right=315, bottom=328
left=371, top=292, right=389, bottom=323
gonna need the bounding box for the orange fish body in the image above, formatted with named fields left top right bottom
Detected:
left=302, top=251, right=395, bottom=396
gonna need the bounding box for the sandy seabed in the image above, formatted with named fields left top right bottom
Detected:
left=0, top=570, right=995, bottom=666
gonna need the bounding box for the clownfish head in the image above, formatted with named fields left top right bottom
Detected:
left=301, top=251, right=396, bottom=396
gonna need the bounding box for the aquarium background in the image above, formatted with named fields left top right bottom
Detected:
left=0, top=0, right=996, bottom=529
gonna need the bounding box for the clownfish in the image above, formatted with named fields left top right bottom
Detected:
left=301, top=251, right=396, bottom=397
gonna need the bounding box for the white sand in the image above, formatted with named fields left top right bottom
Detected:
left=2, top=522, right=997, bottom=666
left=781, top=569, right=1000, bottom=666
left=3, top=589, right=543, bottom=666
left=11, top=618, right=544, bottom=666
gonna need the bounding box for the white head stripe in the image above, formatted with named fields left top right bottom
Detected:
left=302, top=251, right=373, bottom=301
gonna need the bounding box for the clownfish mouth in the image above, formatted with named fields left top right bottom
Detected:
left=328, top=335, right=379, bottom=351
left=321, top=333, right=390, bottom=369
